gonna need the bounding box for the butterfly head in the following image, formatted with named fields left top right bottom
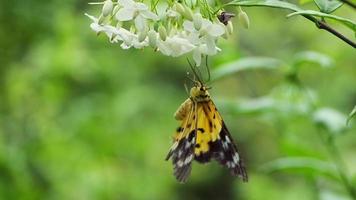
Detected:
left=190, top=82, right=211, bottom=102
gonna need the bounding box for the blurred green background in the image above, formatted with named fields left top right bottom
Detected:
left=0, top=0, right=355, bottom=199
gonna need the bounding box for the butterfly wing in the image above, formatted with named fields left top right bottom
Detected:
left=195, top=100, right=248, bottom=182
left=166, top=99, right=197, bottom=183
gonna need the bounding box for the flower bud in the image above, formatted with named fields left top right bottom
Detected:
left=175, top=3, right=185, bottom=15
left=102, top=0, right=113, bottom=17
left=148, top=30, right=157, bottom=47
left=158, top=26, right=167, bottom=41
left=138, top=29, right=148, bottom=42
left=238, top=11, right=250, bottom=29
left=113, top=5, right=120, bottom=15
left=193, top=13, right=203, bottom=30
left=183, top=6, right=194, bottom=21
left=98, top=14, right=105, bottom=24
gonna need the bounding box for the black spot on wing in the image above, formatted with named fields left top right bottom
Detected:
left=209, top=121, right=213, bottom=128
left=176, top=127, right=183, bottom=132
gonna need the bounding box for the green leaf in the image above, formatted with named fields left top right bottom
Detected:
left=287, top=10, right=356, bottom=31
left=313, top=108, right=347, bottom=135
left=300, top=0, right=314, bottom=5
left=227, top=0, right=303, bottom=12
left=260, top=157, right=338, bottom=179
left=314, top=0, right=343, bottom=14
left=293, top=51, right=334, bottom=68
left=226, top=0, right=356, bottom=31
left=212, top=57, right=284, bottom=80
left=217, top=97, right=275, bottom=115
left=346, top=105, right=356, bottom=125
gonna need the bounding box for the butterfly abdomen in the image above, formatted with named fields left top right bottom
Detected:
left=174, top=98, right=192, bottom=120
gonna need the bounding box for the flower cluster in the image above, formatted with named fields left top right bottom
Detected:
left=86, top=0, right=234, bottom=65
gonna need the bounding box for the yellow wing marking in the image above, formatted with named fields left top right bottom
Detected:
left=194, top=100, right=223, bottom=156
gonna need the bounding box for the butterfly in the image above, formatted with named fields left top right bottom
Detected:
left=165, top=64, right=248, bottom=183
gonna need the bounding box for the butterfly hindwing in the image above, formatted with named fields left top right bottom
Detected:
left=195, top=101, right=248, bottom=182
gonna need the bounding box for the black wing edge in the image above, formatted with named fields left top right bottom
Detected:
left=165, top=130, right=196, bottom=183
left=213, top=122, right=248, bottom=182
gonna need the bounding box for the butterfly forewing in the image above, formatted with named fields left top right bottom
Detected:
left=166, top=99, right=198, bottom=183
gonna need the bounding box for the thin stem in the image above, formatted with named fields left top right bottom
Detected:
left=215, top=4, right=356, bottom=48
left=327, top=136, right=356, bottom=199
left=317, top=129, right=356, bottom=199
left=303, top=15, right=356, bottom=48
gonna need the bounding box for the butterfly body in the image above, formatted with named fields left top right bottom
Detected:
left=166, top=83, right=248, bottom=183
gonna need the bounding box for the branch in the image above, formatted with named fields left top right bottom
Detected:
left=338, top=0, right=356, bottom=9
left=222, top=1, right=356, bottom=48
left=302, top=15, right=356, bottom=48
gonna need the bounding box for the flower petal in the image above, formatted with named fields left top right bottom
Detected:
left=134, top=15, right=146, bottom=32
left=208, top=23, right=225, bottom=37
left=135, top=2, right=149, bottom=10
left=193, top=48, right=202, bottom=66
left=118, top=0, right=134, bottom=7
left=183, top=20, right=195, bottom=32
left=205, top=36, right=217, bottom=55
left=140, top=10, right=159, bottom=20
left=157, top=40, right=172, bottom=56
left=116, top=8, right=135, bottom=21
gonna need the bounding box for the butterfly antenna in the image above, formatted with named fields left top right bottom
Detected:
left=185, top=71, right=196, bottom=84
left=187, top=58, right=203, bottom=84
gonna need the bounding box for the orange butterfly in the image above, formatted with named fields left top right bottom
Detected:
left=166, top=65, right=248, bottom=183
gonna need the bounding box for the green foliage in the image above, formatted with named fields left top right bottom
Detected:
left=313, top=108, right=348, bottom=135
left=287, top=10, right=356, bottom=31
left=347, top=105, right=356, bottom=125
left=212, top=57, right=284, bottom=80
left=313, top=0, right=343, bottom=14
left=260, top=157, right=338, bottom=180
left=226, top=0, right=355, bottom=33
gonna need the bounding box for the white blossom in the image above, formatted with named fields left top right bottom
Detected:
left=157, top=35, right=195, bottom=57
left=184, top=19, right=225, bottom=64
left=115, top=0, right=159, bottom=32
left=86, top=0, right=235, bottom=65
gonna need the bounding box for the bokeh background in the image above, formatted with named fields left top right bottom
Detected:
left=0, top=0, right=355, bottom=199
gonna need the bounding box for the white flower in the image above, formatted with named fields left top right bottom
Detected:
left=184, top=18, right=225, bottom=64
left=86, top=14, right=148, bottom=48
left=115, top=0, right=159, bottom=32
left=118, top=28, right=148, bottom=49
left=157, top=35, right=195, bottom=57
left=85, top=13, right=119, bottom=40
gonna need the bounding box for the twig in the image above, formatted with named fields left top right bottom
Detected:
left=303, top=15, right=356, bottom=48
left=218, top=3, right=356, bottom=48
left=338, top=0, right=356, bottom=9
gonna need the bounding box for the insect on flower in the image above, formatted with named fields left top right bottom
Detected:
left=166, top=60, right=248, bottom=183
left=217, top=11, right=236, bottom=25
